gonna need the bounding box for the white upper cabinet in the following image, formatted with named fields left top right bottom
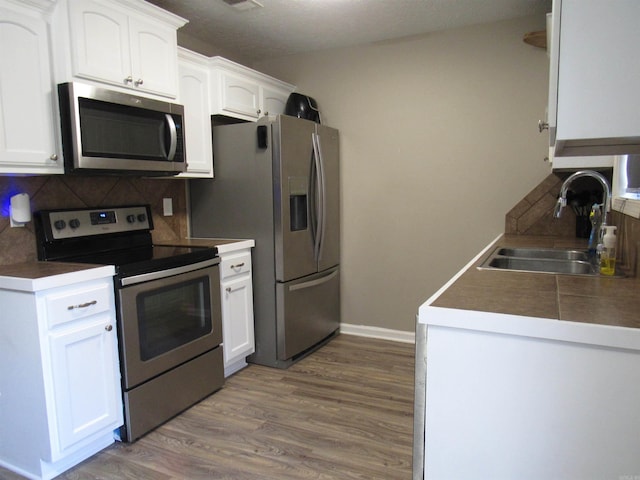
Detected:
left=550, top=0, right=640, bottom=157
left=210, top=56, right=295, bottom=122
left=177, top=48, right=213, bottom=178
left=60, top=0, right=186, bottom=98
left=0, top=0, right=62, bottom=174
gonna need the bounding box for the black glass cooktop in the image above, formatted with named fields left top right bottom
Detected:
left=62, top=244, right=217, bottom=278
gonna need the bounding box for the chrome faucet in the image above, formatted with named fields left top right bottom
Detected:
left=554, top=170, right=611, bottom=221
left=553, top=170, right=611, bottom=251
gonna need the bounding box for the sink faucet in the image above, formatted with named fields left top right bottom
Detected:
left=553, top=170, right=611, bottom=251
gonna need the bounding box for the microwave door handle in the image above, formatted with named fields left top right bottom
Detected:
left=165, top=114, right=177, bottom=160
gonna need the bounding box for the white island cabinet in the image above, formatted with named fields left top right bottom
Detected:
left=0, top=265, right=123, bottom=480
left=217, top=241, right=256, bottom=377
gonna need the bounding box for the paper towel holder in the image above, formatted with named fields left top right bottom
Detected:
left=10, top=193, right=31, bottom=227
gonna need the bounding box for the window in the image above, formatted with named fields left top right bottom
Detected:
left=613, top=155, right=640, bottom=217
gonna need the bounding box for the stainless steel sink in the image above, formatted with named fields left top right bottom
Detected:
left=478, top=246, right=599, bottom=276
left=495, top=247, right=589, bottom=262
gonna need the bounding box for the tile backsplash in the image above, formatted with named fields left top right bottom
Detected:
left=505, top=173, right=576, bottom=237
left=0, top=175, right=188, bottom=265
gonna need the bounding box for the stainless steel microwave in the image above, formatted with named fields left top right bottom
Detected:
left=58, top=82, right=186, bottom=176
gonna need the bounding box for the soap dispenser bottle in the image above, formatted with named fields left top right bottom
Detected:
left=599, top=225, right=617, bottom=276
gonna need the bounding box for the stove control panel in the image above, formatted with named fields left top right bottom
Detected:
left=41, top=205, right=152, bottom=240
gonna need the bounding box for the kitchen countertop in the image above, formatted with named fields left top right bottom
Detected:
left=0, top=239, right=253, bottom=291
left=429, top=234, right=640, bottom=329
left=0, top=263, right=115, bottom=292
left=155, top=238, right=255, bottom=254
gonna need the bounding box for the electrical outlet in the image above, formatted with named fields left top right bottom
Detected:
left=163, top=198, right=173, bottom=216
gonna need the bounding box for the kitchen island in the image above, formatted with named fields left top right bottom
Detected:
left=414, top=234, right=640, bottom=480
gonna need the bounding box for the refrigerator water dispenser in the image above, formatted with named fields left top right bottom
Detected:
left=289, top=176, right=308, bottom=231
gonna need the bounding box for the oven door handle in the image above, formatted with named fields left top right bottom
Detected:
left=120, top=257, right=220, bottom=286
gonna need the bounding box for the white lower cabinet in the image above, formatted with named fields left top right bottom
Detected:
left=219, top=249, right=255, bottom=376
left=0, top=268, right=123, bottom=480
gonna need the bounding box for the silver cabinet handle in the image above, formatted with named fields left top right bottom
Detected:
left=49, top=154, right=58, bottom=161
left=225, top=287, right=231, bottom=293
left=67, top=300, right=97, bottom=310
left=230, top=262, right=245, bottom=269
left=135, top=78, right=144, bottom=86
left=538, top=120, right=549, bottom=132
left=257, top=109, right=261, bottom=115
left=105, top=324, right=113, bottom=332
left=124, top=75, right=133, bottom=84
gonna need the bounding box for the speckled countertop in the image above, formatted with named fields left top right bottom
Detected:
left=431, top=234, right=640, bottom=329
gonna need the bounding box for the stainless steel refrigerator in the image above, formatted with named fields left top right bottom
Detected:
left=189, top=115, right=340, bottom=368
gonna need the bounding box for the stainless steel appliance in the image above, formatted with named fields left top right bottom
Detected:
left=57, top=82, right=186, bottom=176
left=34, top=205, right=223, bottom=442
left=190, top=114, right=340, bottom=368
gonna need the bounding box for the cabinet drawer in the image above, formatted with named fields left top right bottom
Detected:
left=220, top=252, right=252, bottom=280
left=45, top=282, right=113, bottom=328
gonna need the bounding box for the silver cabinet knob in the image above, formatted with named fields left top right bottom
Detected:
left=538, top=120, right=549, bottom=132
left=105, top=324, right=113, bottom=332
left=134, top=78, right=144, bottom=86
left=257, top=109, right=261, bottom=115
left=124, top=75, right=133, bottom=84
left=49, top=154, right=58, bottom=161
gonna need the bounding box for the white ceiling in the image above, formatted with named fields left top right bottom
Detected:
left=146, top=0, right=551, bottom=63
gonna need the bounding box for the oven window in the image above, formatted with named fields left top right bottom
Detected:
left=136, top=276, right=212, bottom=361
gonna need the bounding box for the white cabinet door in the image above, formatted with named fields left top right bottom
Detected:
left=48, top=314, right=121, bottom=457
left=68, top=0, right=131, bottom=88
left=177, top=54, right=213, bottom=177
left=219, top=249, right=255, bottom=376
left=552, top=0, right=640, bottom=156
left=221, top=72, right=261, bottom=120
left=221, top=275, right=255, bottom=367
left=0, top=4, right=61, bottom=174
left=210, top=56, right=295, bottom=122
left=128, top=16, right=178, bottom=97
left=68, top=0, right=180, bottom=98
left=261, top=84, right=290, bottom=117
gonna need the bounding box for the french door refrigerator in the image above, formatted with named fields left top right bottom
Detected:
left=189, top=114, right=340, bottom=368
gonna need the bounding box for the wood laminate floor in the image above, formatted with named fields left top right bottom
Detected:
left=1, top=334, right=415, bottom=480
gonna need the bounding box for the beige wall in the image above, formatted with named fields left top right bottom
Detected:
left=254, top=15, right=551, bottom=332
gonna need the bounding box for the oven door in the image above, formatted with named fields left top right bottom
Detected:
left=117, top=258, right=221, bottom=390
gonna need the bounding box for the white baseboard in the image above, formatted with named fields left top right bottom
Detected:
left=340, top=323, right=415, bottom=344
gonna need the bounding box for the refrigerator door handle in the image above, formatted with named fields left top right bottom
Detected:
left=312, top=132, right=327, bottom=262
left=311, top=132, right=324, bottom=262
left=289, top=269, right=338, bottom=292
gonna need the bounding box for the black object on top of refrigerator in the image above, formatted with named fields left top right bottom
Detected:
left=285, top=93, right=322, bottom=124
left=189, top=115, right=340, bottom=368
